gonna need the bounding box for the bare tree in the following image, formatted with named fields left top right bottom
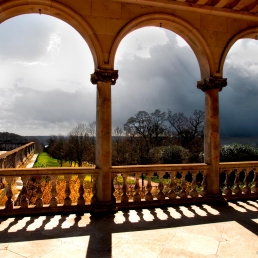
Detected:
left=68, top=123, right=91, bottom=167
left=123, top=109, right=167, bottom=164
left=86, top=121, right=96, bottom=165
left=167, top=109, right=204, bottom=161
left=124, top=109, right=167, bottom=146
left=112, top=126, right=127, bottom=165
left=47, top=135, right=68, bottom=166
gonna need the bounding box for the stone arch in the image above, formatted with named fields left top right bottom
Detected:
left=219, top=27, right=258, bottom=76
left=0, top=0, right=103, bottom=68
left=109, top=13, right=214, bottom=79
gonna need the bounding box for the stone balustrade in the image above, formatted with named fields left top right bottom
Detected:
left=0, top=142, right=35, bottom=168
left=111, top=164, right=210, bottom=209
left=0, top=162, right=258, bottom=217
left=220, top=162, right=258, bottom=201
left=0, top=167, right=99, bottom=217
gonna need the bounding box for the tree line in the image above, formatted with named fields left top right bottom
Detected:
left=47, top=122, right=96, bottom=167
left=47, top=109, right=204, bottom=166
left=114, top=109, right=204, bottom=165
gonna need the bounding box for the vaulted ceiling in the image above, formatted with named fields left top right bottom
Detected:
left=114, top=0, right=258, bottom=15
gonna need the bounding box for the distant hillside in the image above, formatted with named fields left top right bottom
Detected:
left=25, top=136, right=50, bottom=147
left=0, top=132, right=29, bottom=143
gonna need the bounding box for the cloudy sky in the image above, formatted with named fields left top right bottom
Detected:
left=0, top=14, right=257, bottom=137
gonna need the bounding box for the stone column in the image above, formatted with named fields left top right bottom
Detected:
left=197, top=77, right=227, bottom=200
left=91, top=69, right=118, bottom=213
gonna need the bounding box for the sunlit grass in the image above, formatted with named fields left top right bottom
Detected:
left=33, top=152, right=84, bottom=167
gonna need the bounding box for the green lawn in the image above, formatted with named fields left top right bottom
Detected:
left=33, top=153, right=93, bottom=183
left=33, top=152, right=72, bottom=168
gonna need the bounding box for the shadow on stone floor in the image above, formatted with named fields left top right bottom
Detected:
left=0, top=200, right=257, bottom=258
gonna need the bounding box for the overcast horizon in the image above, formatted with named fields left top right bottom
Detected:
left=0, top=14, right=258, bottom=137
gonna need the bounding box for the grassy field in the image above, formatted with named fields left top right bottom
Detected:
left=33, top=152, right=75, bottom=168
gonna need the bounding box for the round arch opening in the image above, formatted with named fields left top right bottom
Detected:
left=112, top=26, right=205, bottom=165
left=0, top=14, right=96, bottom=136
left=220, top=38, right=258, bottom=144
left=219, top=27, right=258, bottom=76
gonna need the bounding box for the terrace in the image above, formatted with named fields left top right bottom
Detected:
left=1, top=154, right=257, bottom=257
left=0, top=0, right=258, bottom=256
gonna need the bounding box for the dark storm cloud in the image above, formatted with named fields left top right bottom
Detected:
left=113, top=32, right=204, bottom=128
left=220, top=62, right=258, bottom=137
left=114, top=32, right=258, bottom=137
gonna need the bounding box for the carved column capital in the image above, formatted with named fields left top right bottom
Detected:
left=197, top=77, right=227, bottom=92
left=91, top=69, right=118, bottom=85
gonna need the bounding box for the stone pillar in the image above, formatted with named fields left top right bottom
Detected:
left=91, top=69, right=118, bottom=213
left=197, top=77, right=227, bottom=200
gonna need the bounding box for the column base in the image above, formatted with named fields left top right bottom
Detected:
left=91, top=201, right=118, bottom=217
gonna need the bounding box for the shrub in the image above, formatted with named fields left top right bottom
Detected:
left=150, top=145, right=190, bottom=164
left=220, top=144, right=258, bottom=162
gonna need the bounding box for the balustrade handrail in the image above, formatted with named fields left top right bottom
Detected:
left=111, top=163, right=210, bottom=173
left=0, top=166, right=99, bottom=177
left=219, top=161, right=258, bottom=170
left=0, top=142, right=34, bottom=159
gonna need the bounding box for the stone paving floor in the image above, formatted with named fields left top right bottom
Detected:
left=0, top=200, right=257, bottom=258
left=26, top=154, right=38, bottom=168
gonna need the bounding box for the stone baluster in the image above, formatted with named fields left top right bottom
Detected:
left=145, top=173, right=153, bottom=201
left=77, top=174, right=85, bottom=206
left=179, top=171, right=187, bottom=199
left=35, top=176, right=43, bottom=208
left=121, top=174, right=129, bottom=203
left=111, top=173, right=117, bottom=203
left=128, top=185, right=133, bottom=201
left=49, top=175, right=58, bottom=207
left=63, top=175, right=71, bottom=206
left=5, top=177, right=14, bottom=210
left=190, top=172, right=198, bottom=198
left=91, top=174, right=97, bottom=204
left=20, top=176, right=29, bottom=209
left=200, top=172, right=208, bottom=197
left=223, top=171, right=232, bottom=195
left=233, top=169, right=241, bottom=195
left=140, top=173, right=145, bottom=199
left=133, top=173, right=141, bottom=202
left=156, top=172, right=165, bottom=201
left=242, top=169, right=251, bottom=194
left=168, top=172, right=177, bottom=199
left=251, top=171, right=258, bottom=193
